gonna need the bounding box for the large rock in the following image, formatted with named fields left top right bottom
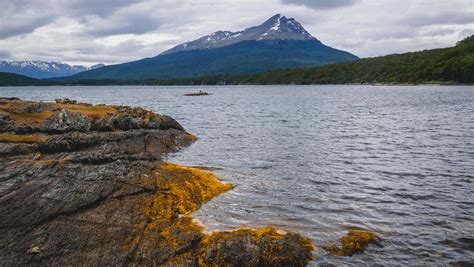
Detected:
left=0, top=98, right=314, bottom=266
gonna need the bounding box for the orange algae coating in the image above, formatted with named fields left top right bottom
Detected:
left=0, top=100, right=118, bottom=124
left=198, top=227, right=315, bottom=266
left=122, top=163, right=314, bottom=266
left=324, top=230, right=380, bottom=256
left=0, top=133, right=48, bottom=143
left=10, top=111, right=54, bottom=124
left=0, top=101, right=52, bottom=124
left=159, top=162, right=232, bottom=214
left=124, top=163, right=233, bottom=259
left=51, top=103, right=117, bottom=119
left=186, top=132, right=198, bottom=142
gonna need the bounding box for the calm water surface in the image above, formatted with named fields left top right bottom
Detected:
left=1, top=85, right=473, bottom=265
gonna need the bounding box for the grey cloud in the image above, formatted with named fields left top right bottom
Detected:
left=0, top=0, right=147, bottom=39
left=85, top=15, right=161, bottom=36
left=424, top=29, right=456, bottom=37
left=280, top=0, right=359, bottom=9
left=406, top=12, right=474, bottom=27
left=0, top=16, right=54, bottom=38
left=0, top=50, right=12, bottom=59
left=63, top=0, right=143, bottom=18
left=0, top=0, right=55, bottom=38
left=68, top=40, right=153, bottom=64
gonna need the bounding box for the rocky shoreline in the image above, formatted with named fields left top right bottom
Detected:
left=0, top=98, right=314, bottom=266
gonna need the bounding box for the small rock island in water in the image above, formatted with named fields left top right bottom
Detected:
left=184, top=90, right=211, bottom=96
left=0, top=98, right=314, bottom=266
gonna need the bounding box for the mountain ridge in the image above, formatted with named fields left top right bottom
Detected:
left=64, top=39, right=358, bottom=80
left=161, top=14, right=317, bottom=55
left=0, top=60, right=105, bottom=79
left=61, top=14, right=358, bottom=80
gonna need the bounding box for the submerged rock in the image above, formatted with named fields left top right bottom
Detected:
left=453, top=261, right=474, bottom=267
left=199, top=227, right=314, bottom=266
left=323, top=230, right=381, bottom=256
left=0, top=98, right=314, bottom=266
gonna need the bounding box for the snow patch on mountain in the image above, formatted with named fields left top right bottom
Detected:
left=270, top=15, right=282, bottom=31
left=161, top=14, right=318, bottom=55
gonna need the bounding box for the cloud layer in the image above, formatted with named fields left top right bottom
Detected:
left=281, top=0, right=359, bottom=9
left=0, top=0, right=472, bottom=66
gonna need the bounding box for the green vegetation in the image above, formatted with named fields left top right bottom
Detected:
left=0, top=72, right=56, bottom=86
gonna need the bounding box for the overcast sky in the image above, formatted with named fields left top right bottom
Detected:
left=0, top=0, right=472, bottom=66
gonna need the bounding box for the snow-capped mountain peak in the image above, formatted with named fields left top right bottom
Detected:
left=0, top=60, right=105, bottom=79
left=161, top=14, right=317, bottom=55
left=257, top=14, right=314, bottom=40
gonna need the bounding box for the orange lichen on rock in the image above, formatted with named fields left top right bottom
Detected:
left=0, top=100, right=53, bottom=124
left=1, top=98, right=122, bottom=124
left=198, top=227, right=315, bottom=266
left=138, top=163, right=232, bottom=223
left=51, top=103, right=118, bottom=119
left=323, top=230, right=381, bottom=256
left=159, top=162, right=233, bottom=214
left=123, top=162, right=314, bottom=266
left=142, top=111, right=162, bottom=126
left=1, top=98, right=188, bottom=136
left=186, top=132, right=198, bottom=142
left=0, top=133, right=48, bottom=143
left=10, top=110, right=54, bottom=124
left=123, top=163, right=233, bottom=261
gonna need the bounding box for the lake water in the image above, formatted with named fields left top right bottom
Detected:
left=1, top=85, right=473, bottom=265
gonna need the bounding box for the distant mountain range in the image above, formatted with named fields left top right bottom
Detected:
left=63, top=14, right=358, bottom=81
left=0, top=61, right=105, bottom=79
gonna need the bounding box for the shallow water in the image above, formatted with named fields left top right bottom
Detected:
left=1, top=85, right=473, bottom=265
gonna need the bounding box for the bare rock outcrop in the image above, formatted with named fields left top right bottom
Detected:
left=0, top=98, right=314, bottom=266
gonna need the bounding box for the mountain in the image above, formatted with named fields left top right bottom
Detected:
left=0, top=72, right=57, bottom=86
left=162, top=14, right=316, bottom=55
left=0, top=61, right=105, bottom=79
left=144, top=35, right=473, bottom=85
left=62, top=14, right=358, bottom=81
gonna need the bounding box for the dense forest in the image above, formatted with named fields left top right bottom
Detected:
left=0, top=72, right=56, bottom=86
